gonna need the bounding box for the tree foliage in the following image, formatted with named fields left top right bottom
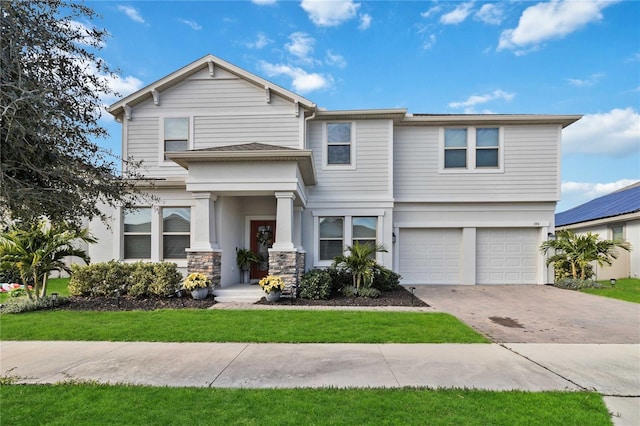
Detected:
left=0, top=219, right=95, bottom=300
left=540, top=230, right=631, bottom=280
left=333, top=242, right=387, bottom=291
left=1, top=0, right=143, bottom=224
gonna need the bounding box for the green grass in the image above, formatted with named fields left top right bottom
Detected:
left=0, top=277, right=70, bottom=303
left=0, top=385, right=611, bottom=425
left=0, top=309, right=488, bottom=343
left=581, top=278, right=640, bottom=303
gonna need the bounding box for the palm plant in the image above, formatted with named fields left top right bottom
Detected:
left=540, top=230, right=631, bottom=280
left=0, top=219, right=96, bottom=299
left=333, top=242, right=387, bottom=291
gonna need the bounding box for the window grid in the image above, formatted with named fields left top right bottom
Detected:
left=162, top=207, right=191, bottom=260
left=326, top=122, right=352, bottom=166
left=319, top=216, right=344, bottom=261
left=123, top=207, right=152, bottom=259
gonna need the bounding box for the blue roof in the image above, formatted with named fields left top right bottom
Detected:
left=556, top=183, right=640, bottom=227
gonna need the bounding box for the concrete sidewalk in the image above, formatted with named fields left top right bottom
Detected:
left=1, top=341, right=638, bottom=424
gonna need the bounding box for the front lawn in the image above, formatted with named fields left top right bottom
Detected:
left=0, top=309, right=488, bottom=343
left=581, top=278, right=640, bottom=304
left=0, top=385, right=611, bottom=426
left=0, top=277, right=69, bottom=304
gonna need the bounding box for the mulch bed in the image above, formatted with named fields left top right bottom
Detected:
left=59, top=287, right=428, bottom=311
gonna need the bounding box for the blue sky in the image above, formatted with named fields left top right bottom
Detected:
left=83, top=0, right=639, bottom=212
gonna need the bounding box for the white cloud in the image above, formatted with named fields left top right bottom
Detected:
left=562, top=108, right=640, bottom=156
left=359, top=13, right=372, bottom=30
left=448, top=89, right=515, bottom=113
left=286, top=32, right=315, bottom=62
left=300, top=0, right=360, bottom=27
left=566, top=73, right=604, bottom=87
left=179, top=19, right=202, bottom=31
left=423, top=34, right=436, bottom=50
left=475, top=3, right=504, bottom=25
left=258, top=61, right=332, bottom=93
left=117, top=5, right=145, bottom=24
left=440, top=2, right=473, bottom=25
left=421, top=6, right=441, bottom=19
left=252, top=0, right=277, bottom=5
left=325, top=50, right=346, bottom=68
left=104, top=74, right=144, bottom=102
left=246, top=33, right=272, bottom=49
left=560, top=179, right=638, bottom=211
left=498, top=0, right=618, bottom=53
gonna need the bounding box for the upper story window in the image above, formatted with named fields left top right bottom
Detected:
left=162, top=207, right=191, bottom=259
left=441, top=126, right=503, bottom=173
left=163, top=117, right=189, bottom=160
left=123, top=207, right=151, bottom=259
left=444, top=128, right=467, bottom=169
left=611, top=226, right=624, bottom=242
left=325, top=122, right=354, bottom=167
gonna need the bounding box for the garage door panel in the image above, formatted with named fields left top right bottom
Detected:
left=399, top=229, right=461, bottom=284
left=477, top=228, right=538, bottom=285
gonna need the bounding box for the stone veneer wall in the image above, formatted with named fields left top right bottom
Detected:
left=187, top=250, right=222, bottom=288
left=268, top=250, right=305, bottom=288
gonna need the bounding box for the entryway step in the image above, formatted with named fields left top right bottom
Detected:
left=213, top=284, right=264, bottom=303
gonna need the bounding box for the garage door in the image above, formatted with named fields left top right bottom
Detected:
left=399, top=229, right=461, bottom=284
left=476, top=228, right=538, bottom=284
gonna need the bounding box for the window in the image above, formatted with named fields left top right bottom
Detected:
left=352, top=217, right=377, bottom=248
left=611, top=226, right=624, bottom=242
left=441, top=126, right=503, bottom=172
left=164, top=117, right=189, bottom=159
left=476, top=128, right=499, bottom=168
left=444, top=128, right=467, bottom=168
left=327, top=122, right=352, bottom=165
left=319, top=217, right=344, bottom=260
left=123, top=208, right=151, bottom=259
left=162, top=207, right=191, bottom=259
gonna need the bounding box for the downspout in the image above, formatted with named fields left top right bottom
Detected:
left=303, top=107, right=317, bottom=150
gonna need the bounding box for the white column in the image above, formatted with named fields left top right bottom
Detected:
left=189, top=192, right=219, bottom=251
left=461, top=227, right=476, bottom=285
left=293, top=206, right=303, bottom=250
left=272, top=192, right=296, bottom=251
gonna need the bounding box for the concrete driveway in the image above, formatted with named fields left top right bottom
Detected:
left=411, top=284, right=640, bottom=343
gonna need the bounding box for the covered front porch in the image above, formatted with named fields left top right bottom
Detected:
left=166, top=143, right=316, bottom=289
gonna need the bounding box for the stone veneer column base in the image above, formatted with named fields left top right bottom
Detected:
left=186, top=250, right=222, bottom=289
left=268, top=250, right=306, bottom=288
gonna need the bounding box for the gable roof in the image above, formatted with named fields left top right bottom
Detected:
left=108, top=54, right=316, bottom=119
left=556, top=182, right=640, bottom=227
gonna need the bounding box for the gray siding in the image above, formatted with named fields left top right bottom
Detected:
left=125, top=67, right=302, bottom=178
left=307, top=120, right=392, bottom=201
left=393, top=125, right=561, bottom=202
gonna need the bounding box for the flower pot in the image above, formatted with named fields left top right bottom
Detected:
left=265, top=290, right=281, bottom=302
left=190, top=288, right=209, bottom=300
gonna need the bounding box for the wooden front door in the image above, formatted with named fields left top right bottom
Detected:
left=250, top=220, right=275, bottom=280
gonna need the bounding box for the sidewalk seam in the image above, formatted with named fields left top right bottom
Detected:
left=499, top=344, right=591, bottom=392
left=376, top=344, right=401, bottom=387
left=208, top=343, right=249, bottom=388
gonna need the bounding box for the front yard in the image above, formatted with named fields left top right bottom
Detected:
left=581, top=278, right=640, bottom=303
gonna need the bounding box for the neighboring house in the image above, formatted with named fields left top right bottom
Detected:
left=88, top=54, right=581, bottom=287
left=556, top=182, right=640, bottom=280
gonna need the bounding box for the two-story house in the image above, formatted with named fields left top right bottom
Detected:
left=88, top=54, right=581, bottom=287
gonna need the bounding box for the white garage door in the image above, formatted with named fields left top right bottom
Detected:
left=399, top=229, right=461, bottom=284
left=476, top=228, right=538, bottom=284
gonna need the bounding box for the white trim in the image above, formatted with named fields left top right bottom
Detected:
left=322, top=121, right=357, bottom=170
left=394, top=221, right=549, bottom=228
left=438, top=126, right=504, bottom=174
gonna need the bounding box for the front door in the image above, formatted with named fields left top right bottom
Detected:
left=250, top=220, right=275, bottom=280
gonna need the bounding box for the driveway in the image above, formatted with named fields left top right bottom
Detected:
left=411, top=285, right=640, bottom=343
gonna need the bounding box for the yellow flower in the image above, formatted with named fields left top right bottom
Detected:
left=183, top=272, right=211, bottom=291
left=258, top=275, right=285, bottom=294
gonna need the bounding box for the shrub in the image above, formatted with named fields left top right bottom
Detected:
left=371, top=265, right=401, bottom=292
left=0, top=266, right=21, bottom=284
left=299, top=269, right=333, bottom=300
left=326, top=266, right=351, bottom=294
left=342, top=285, right=381, bottom=298
left=554, top=278, right=602, bottom=290
left=9, top=288, right=26, bottom=298
left=0, top=295, right=67, bottom=314
left=68, top=261, right=182, bottom=298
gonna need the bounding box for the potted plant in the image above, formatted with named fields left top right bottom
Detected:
left=182, top=272, right=210, bottom=300
left=258, top=275, right=285, bottom=302
left=236, top=248, right=261, bottom=283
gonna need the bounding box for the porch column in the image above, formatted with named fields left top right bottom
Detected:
left=186, top=192, right=221, bottom=288
left=272, top=192, right=295, bottom=251
left=191, top=192, right=219, bottom=250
